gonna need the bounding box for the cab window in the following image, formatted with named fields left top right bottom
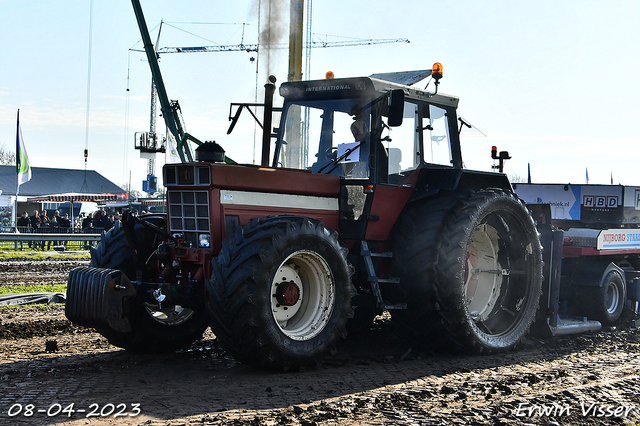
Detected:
left=279, top=99, right=371, bottom=179
left=425, top=105, right=452, bottom=166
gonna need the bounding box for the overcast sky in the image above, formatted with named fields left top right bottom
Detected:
left=1, top=0, right=638, bottom=192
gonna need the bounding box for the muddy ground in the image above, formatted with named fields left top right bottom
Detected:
left=1, top=254, right=640, bottom=426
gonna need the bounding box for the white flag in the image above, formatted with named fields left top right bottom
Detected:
left=16, top=110, right=32, bottom=189
left=165, top=133, right=181, bottom=164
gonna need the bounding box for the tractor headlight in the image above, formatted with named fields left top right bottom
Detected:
left=198, top=234, right=211, bottom=248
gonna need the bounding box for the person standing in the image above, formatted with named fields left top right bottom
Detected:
left=52, top=210, right=62, bottom=246
left=92, top=209, right=103, bottom=228
left=58, top=213, right=71, bottom=248
left=16, top=211, right=30, bottom=230
left=47, top=216, right=59, bottom=250
left=82, top=212, right=93, bottom=230
left=95, top=209, right=110, bottom=231
left=83, top=221, right=96, bottom=249
left=29, top=210, right=40, bottom=228
left=39, top=210, right=50, bottom=250
left=29, top=210, right=40, bottom=250
left=40, top=210, right=50, bottom=226
left=59, top=213, right=71, bottom=237
left=57, top=212, right=70, bottom=230
left=16, top=211, right=30, bottom=250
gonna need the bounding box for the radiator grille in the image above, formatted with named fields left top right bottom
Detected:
left=168, top=190, right=210, bottom=246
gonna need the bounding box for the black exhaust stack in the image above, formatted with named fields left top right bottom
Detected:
left=196, top=141, right=226, bottom=163
left=261, top=75, right=276, bottom=167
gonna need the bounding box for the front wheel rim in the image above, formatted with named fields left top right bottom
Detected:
left=270, top=250, right=336, bottom=341
left=144, top=304, right=195, bottom=326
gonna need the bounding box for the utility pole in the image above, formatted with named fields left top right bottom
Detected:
left=282, top=0, right=305, bottom=169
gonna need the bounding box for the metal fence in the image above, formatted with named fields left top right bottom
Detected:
left=0, top=226, right=103, bottom=252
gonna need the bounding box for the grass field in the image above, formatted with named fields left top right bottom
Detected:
left=0, top=252, right=89, bottom=297
left=0, top=284, right=67, bottom=295
left=0, top=240, right=95, bottom=252
left=0, top=253, right=91, bottom=260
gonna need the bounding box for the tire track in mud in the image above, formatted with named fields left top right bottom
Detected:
left=1, top=318, right=89, bottom=340
left=1, top=257, right=640, bottom=425
left=0, top=257, right=88, bottom=288
left=1, top=318, right=639, bottom=426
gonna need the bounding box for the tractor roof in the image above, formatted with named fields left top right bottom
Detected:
left=279, top=76, right=459, bottom=110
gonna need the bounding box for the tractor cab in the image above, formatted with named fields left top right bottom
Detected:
left=273, top=69, right=462, bottom=188
left=271, top=69, right=465, bottom=241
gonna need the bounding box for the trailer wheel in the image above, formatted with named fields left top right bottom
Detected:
left=434, top=190, right=543, bottom=353
left=581, top=270, right=626, bottom=325
left=90, top=217, right=210, bottom=353
left=206, top=216, right=354, bottom=371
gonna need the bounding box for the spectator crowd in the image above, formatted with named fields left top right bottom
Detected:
left=15, top=208, right=130, bottom=251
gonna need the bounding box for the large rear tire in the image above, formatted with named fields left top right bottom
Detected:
left=90, top=216, right=210, bottom=353
left=393, top=190, right=543, bottom=354
left=206, top=216, right=354, bottom=371
left=436, top=190, right=543, bottom=353
left=391, top=194, right=461, bottom=348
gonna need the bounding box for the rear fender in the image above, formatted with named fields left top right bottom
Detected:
left=408, top=167, right=512, bottom=203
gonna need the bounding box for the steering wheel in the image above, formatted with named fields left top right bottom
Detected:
left=325, top=147, right=338, bottom=161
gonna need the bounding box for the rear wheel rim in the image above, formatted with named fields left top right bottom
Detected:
left=463, top=208, right=535, bottom=337
left=464, top=224, right=503, bottom=322
left=270, top=250, right=335, bottom=341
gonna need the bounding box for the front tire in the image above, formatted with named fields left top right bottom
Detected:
left=206, top=216, right=354, bottom=371
left=90, top=217, right=210, bottom=353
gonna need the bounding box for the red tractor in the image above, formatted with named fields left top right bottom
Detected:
left=66, top=0, right=543, bottom=370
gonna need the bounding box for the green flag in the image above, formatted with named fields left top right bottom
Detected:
left=16, top=110, right=32, bottom=190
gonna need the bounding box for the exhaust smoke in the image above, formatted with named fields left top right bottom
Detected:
left=252, top=0, right=287, bottom=77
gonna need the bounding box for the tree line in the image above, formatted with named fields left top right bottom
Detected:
left=0, top=144, right=16, bottom=165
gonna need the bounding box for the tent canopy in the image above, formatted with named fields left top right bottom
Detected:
left=27, top=193, right=118, bottom=203
left=140, top=199, right=165, bottom=206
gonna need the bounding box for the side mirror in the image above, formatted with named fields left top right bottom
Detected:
left=387, top=89, right=405, bottom=127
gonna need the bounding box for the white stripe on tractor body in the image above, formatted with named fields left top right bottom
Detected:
left=220, top=190, right=338, bottom=211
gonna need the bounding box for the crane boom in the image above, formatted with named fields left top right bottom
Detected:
left=131, top=0, right=192, bottom=162
left=145, top=37, right=409, bottom=55
left=309, top=38, right=409, bottom=48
